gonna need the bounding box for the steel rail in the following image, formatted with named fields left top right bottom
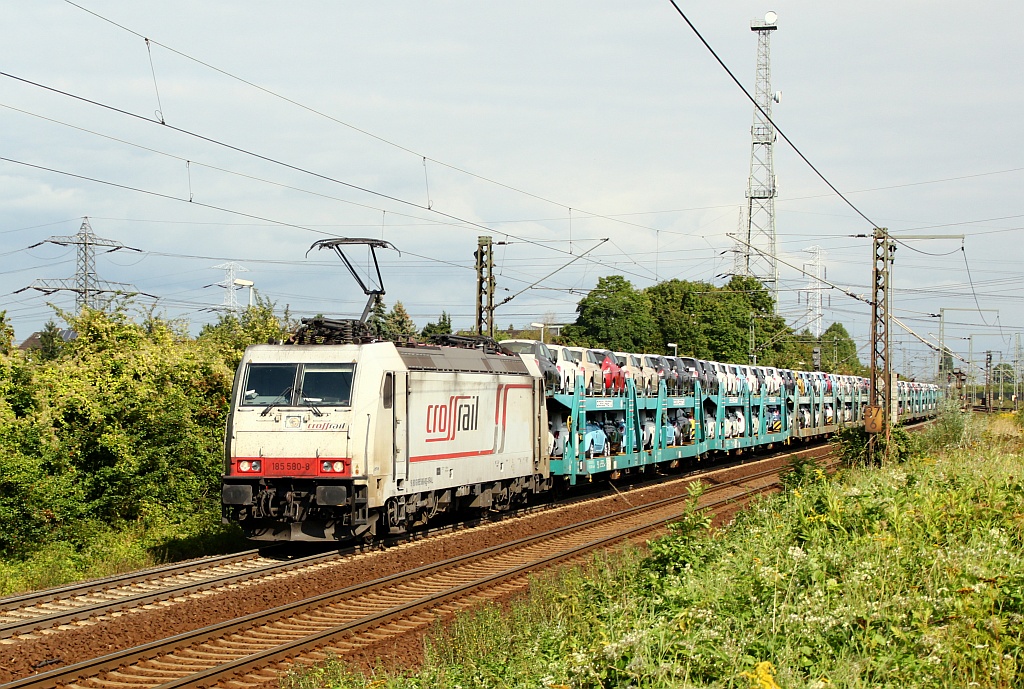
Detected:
left=0, top=549, right=347, bottom=640
left=0, top=548, right=266, bottom=612
left=8, top=451, right=824, bottom=689
left=143, top=468, right=798, bottom=689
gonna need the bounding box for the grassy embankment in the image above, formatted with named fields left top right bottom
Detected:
left=0, top=509, right=247, bottom=596
left=285, top=408, right=1024, bottom=688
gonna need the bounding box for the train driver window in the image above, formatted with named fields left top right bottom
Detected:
left=298, top=364, right=355, bottom=406
left=382, top=372, right=394, bottom=409
left=242, top=363, right=297, bottom=406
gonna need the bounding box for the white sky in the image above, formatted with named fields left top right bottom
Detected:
left=2, top=1, right=1022, bottom=380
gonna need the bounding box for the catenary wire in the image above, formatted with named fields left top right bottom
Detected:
left=665, top=0, right=880, bottom=230
left=59, top=0, right=706, bottom=239
left=0, top=70, right=655, bottom=284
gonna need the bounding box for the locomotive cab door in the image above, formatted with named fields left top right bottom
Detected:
left=387, top=370, right=409, bottom=490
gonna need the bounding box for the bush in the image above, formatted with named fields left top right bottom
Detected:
left=780, top=452, right=827, bottom=490
left=0, top=302, right=287, bottom=577
left=833, top=423, right=921, bottom=466
left=0, top=445, right=85, bottom=557
left=36, top=307, right=233, bottom=525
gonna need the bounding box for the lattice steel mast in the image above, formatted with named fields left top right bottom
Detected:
left=17, top=217, right=144, bottom=310
left=211, top=262, right=249, bottom=315
left=741, top=11, right=781, bottom=307
left=801, top=245, right=826, bottom=337
left=474, top=236, right=495, bottom=337
left=866, top=228, right=894, bottom=460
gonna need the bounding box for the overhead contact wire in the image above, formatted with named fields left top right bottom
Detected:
left=0, top=70, right=652, bottom=283
left=60, top=0, right=680, bottom=240
left=961, top=245, right=988, bottom=325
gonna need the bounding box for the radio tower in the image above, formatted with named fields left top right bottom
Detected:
left=740, top=11, right=781, bottom=308
left=17, top=217, right=144, bottom=311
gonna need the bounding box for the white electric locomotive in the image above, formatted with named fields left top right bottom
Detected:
left=222, top=337, right=549, bottom=541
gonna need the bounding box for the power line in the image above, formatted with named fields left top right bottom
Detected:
left=0, top=101, right=476, bottom=234
left=58, top=0, right=686, bottom=239
left=665, top=0, right=881, bottom=229
left=0, top=70, right=655, bottom=285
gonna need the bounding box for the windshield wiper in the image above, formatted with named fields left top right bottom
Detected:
left=300, top=393, right=324, bottom=417
left=260, top=386, right=293, bottom=417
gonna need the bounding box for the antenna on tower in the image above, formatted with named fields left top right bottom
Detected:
left=739, top=11, right=781, bottom=309
left=16, top=217, right=149, bottom=311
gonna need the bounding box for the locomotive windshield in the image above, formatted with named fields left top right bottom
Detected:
left=242, top=364, right=297, bottom=406
left=298, top=364, right=355, bottom=406
left=240, top=362, right=356, bottom=407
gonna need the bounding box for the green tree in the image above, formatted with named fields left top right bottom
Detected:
left=420, top=311, right=452, bottom=339
left=644, top=279, right=709, bottom=356
left=561, top=276, right=657, bottom=352
left=820, top=322, right=865, bottom=375
left=367, top=295, right=387, bottom=339
left=37, top=320, right=67, bottom=361
left=788, top=328, right=818, bottom=370
left=640, top=275, right=793, bottom=364
left=0, top=310, right=13, bottom=356
left=383, top=301, right=417, bottom=340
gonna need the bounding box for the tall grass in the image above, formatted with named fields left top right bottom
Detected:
left=920, top=397, right=983, bottom=450
left=285, top=412, right=1024, bottom=688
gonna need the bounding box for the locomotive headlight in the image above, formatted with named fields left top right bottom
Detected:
left=251, top=460, right=261, bottom=472
left=322, top=461, right=331, bottom=472
left=332, top=461, right=345, bottom=472
left=239, top=460, right=251, bottom=472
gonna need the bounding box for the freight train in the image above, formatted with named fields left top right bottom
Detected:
left=221, top=320, right=942, bottom=542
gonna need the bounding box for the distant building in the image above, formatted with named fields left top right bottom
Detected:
left=19, top=328, right=77, bottom=351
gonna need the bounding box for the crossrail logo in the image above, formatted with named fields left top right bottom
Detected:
left=306, top=421, right=348, bottom=431
left=425, top=395, right=480, bottom=442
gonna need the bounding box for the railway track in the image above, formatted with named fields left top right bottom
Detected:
left=0, top=440, right=814, bottom=644
left=6, top=447, right=830, bottom=689
left=0, top=547, right=353, bottom=641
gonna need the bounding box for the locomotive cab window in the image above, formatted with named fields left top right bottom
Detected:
left=299, top=364, right=355, bottom=406
left=242, top=363, right=298, bottom=406
left=382, top=372, right=394, bottom=409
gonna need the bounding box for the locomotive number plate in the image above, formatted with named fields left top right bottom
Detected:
left=270, top=461, right=312, bottom=472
